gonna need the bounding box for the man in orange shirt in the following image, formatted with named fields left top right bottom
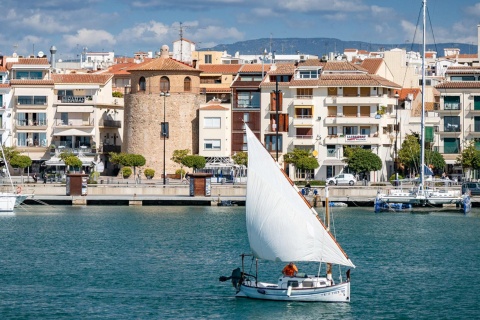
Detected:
left=282, top=262, right=298, bottom=277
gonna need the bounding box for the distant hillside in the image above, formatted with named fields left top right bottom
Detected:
left=200, top=37, right=476, bottom=58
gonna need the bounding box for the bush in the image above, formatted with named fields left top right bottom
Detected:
left=121, top=167, right=132, bottom=178
left=112, top=91, right=124, bottom=98
left=144, top=168, right=155, bottom=179
left=175, top=168, right=186, bottom=176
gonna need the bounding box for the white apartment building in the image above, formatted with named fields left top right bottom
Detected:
left=260, top=60, right=401, bottom=182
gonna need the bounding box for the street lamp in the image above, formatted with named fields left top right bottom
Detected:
left=160, top=91, right=170, bottom=186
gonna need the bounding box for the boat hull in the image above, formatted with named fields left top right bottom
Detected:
left=0, top=193, right=29, bottom=212
left=237, top=280, right=351, bottom=302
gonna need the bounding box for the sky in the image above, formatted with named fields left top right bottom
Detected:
left=2, top=0, right=480, bottom=59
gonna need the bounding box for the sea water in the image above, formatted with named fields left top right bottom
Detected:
left=0, top=205, right=479, bottom=319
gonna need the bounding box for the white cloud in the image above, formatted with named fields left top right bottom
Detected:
left=21, top=13, right=72, bottom=34
left=276, top=0, right=368, bottom=13
left=63, top=29, right=116, bottom=49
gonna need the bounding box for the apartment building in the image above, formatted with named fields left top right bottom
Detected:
left=259, top=60, right=401, bottom=182
left=435, top=65, right=480, bottom=180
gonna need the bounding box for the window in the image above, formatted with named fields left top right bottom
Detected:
left=296, top=88, right=313, bottom=98
left=17, top=132, right=27, bottom=146
left=444, top=116, right=460, bottom=132
left=444, top=138, right=460, bottom=154
left=160, top=76, right=170, bottom=92
left=443, top=96, right=460, bottom=110
left=204, top=117, right=221, bottom=128
left=360, top=126, right=370, bottom=135
left=343, top=126, right=358, bottom=135
left=243, top=113, right=250, bottom=123
left=328, top=126, right=337, bottom=136
left=297, top=70, right=318, bottom=79
left=450, top=76, right=475, bottom=81
left=38, top=113, right=47, bottom=126
left=15, top=71, right=42, bottom=80
left=184, top=77, right=191, bottom=92
left=419, top=79, right=432, bottom=86
left=139, top=77, right=146, bottom=91
left=474, top=96, right=480, bottom=110
left=205, top=54, right=212, bottom=64
left=264, top=134, right=283, bottom=152
left=204, top=139, right=221, bottom=150
left=236, top=91, right=260, bottom=108
left=326, top=165, right=336, bottom=179
left=0, top=94, right=2, bottom=107
left=161, top=122, right=169, bottom=138
left=475, top=117, right=480, bottom=132
left=327, top=145, right=336, bottom=157
left=343, top=106, right=356, bottom=117
left=360, top=106, right=370, bottom=116
left=61, top=113, right=69, bottom=125
left=327, top=106, right=337, bottom=117
left=17, top=113, right=27, bottom=126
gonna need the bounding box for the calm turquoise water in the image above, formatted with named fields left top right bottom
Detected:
left=0, top=205, right=479, bottom=319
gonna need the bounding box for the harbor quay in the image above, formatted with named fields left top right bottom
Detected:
left=12, top=178, right=474, bottom=207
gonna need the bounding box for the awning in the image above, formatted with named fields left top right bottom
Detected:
left=56, top=105, right=94, bottom=113
left=53, top=127, right=94, bottom=136
left=322, top=159, right=345, bottom=165
left=44, top=157, right=94, bottom=166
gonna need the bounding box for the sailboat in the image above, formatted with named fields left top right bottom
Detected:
left=374, top=0, right=471, bottom=213
left=220, top=125, right=355, bottom=302
left=0, top=143, right=29, bottom=212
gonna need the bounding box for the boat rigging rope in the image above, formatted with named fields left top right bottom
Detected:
left=330, top=206, right=343, bottom=283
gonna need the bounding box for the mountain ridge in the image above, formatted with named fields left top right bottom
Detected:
left=200, top=37, right=477, bottom=58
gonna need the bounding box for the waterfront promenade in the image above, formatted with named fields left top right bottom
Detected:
left=6, top=176, right=470, bottom=207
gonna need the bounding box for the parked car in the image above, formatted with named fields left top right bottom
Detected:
left=326, top=173, right=356, bottom=186
left=462, top=182, right=480, bottom=196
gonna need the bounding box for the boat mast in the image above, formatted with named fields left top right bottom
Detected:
left=420, top=0, right=426, bottom=190
left=325, top=187, right=333, bottom=281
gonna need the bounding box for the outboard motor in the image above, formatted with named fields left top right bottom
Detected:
left=219, top=268, right=244, bottom=290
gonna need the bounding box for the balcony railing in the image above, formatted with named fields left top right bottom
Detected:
left=102, top=145, right=121, bottom=153
left=265, top=124, right=287, bottom=132
left=443, top=124, right=461, bottom=132
left=433, top=146, right=461, bottom=154
left=15, top=119, right=48, bottom=127
left=101, top=119, right=122, bottom=128
left=442, top=102, right=461, bottom=111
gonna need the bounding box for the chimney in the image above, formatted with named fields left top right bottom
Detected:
left=50, top=45, right=57, bottom=69
left=160, top=45, right=169, bottom=58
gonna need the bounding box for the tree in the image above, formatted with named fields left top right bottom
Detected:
left=122, top=153, right=146, bottom=177
left=283, top=148, right=319, bottom=180
left=171, top=149, right=190, bottom=180
left=457, top=140, right=480, bottom=180
left=343, top=147, right=382, bottom=177
left=181, top=155, right=206, bottom=172
left=10, top=155, right=32, bottom=178
left=398, top=134, right=421, bottom=175
left=424, top=149, right=446, bottom=173
left=108, top=152, right=146, bottom=177
left=232, top=152, right=248, bottom=167
left=59, top=152, right=82, bottom=172
left=2, top=146, right=20, bottom=164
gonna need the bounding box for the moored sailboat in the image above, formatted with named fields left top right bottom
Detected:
left=0, top=143, right=30, bottom=212
left=220, top=125, right=355, bottom=302
left=374, top=0, right=471, bottom=213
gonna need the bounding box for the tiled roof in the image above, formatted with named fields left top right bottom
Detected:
left=288, top=79, right=321, bottom=86
left=104, top=62, right=138, bottom=75
left=398, top=88, right=420, bottom=100
left=200, top=104, right=229, bottom=110
left=10, top=79, right=54, bottom=85
left=6, top=58, right=49, bottom=70
left=199, top=64, right=242, bottom=74
left=128, top=57, right=200, bottom=72
left=323, top=61, right=367, bottom=72
left=268, top=63, right=295, bottom=75
left=239, top=64, right=270, bottom=73
left=360, top=58, right=383, bottom=74
left=0, top=66, right=7, bottom=72
left=445, top=66, right=480, bottom=74
left=318, top=74, right=400, bottom=88
left=52, top=73, right=113, bottom=84
left=435, top=81, right=480, bottom=89
left=231, top=80, right=262, bottom=88
left=203, top=87, right=231, bottom=93
left=296, top=60, right=325, bottom=67
left=0, top=84, right=9, bottom=88
left=344, top=49, right=357, bottom=52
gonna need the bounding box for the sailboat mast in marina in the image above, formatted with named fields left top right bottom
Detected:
left=374, top=0, right=471, bottom=213
left=220, top=125, right=355, bottom=302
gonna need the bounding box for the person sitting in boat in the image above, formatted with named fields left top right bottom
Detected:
left=282, top=262, right=298, bottom=277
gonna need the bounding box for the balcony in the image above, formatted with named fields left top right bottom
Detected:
left=439, top=124, right=462, bottom=136
left=15, top=119, right=48, bottom=130
left=265, top=124, right=287, bottom=133
left=466, top=124, right=480, bottom=137
left=53, top=119, right=94, bottom=127
left=293, top=135, right=315, bottom=145
left=292, top=115, right=314, bottom=127
left=293, top=95, right=314, bottom=106
left=466, top=102, right=480, bottom=113
left=438, top=102, right=461, bottom=113
left=324, top=115, right=381, bottom=125
left=100, top=119, right=122, bottom=128
left=433, top=145, right=461, bottom=155
left=324, top=134, right=382, bottom=145
left=50, top=145, right=97, bottom=155
left=102, top=145, right=121, bottom=153
left=324, top=95, right=388, bottom=105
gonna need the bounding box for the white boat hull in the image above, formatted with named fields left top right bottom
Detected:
left=237, top=276, right=351, bottom=302
left=0, top=193, right=29, bottom=212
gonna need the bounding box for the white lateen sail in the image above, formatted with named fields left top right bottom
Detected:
left=245, top=125, right=354, bottom=267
